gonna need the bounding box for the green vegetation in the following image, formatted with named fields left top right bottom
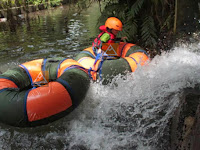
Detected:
left=97, top=0, right=200, bottom=49
left=0, top=0, right=62, bottom=8
left=97, top=0, right=175, bottom=48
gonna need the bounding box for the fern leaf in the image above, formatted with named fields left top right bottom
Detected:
left=141, top=16, right=157, bottom=47
left=130, top=0, right=145, bottom=17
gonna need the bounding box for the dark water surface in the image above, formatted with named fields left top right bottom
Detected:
left=0, top=3, right=101, bottom=72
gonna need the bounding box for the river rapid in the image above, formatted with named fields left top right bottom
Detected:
left=0, top=2, right=200, bottom=150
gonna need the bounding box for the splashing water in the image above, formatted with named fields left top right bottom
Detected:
left=0, top=42, right=200, bottom=150
left=65, top=42, right=200, bottom=150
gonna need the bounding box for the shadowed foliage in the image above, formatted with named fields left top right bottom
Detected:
left=97, top=0, right=175, bottom=49
left=97, top=0, right=200, bottom=51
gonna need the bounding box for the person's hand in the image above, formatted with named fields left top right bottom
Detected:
left=121, top=37, right=128, bottom=41
left=97, top=48, right=103, bottom=54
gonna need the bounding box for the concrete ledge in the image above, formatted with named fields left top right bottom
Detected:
left=0, top=3, right=50, bottom=18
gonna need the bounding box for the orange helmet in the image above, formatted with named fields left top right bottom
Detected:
left=105, top=17, right=123, bottom=31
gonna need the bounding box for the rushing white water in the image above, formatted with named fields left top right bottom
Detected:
left=56, top=41, right=200, bottom=150
left=0, top=42, right=200, bottom=150
left=63, top=44, right=200, bottom=150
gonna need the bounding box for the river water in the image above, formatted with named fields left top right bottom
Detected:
left=0, top=2, right=200, bottom=150
left=0, top=3, right=100, bottom=72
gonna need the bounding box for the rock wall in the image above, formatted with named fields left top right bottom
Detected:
left=170, top=86, right=200, bottom=150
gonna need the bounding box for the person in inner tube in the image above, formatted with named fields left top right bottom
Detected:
left=92, top=17, right=127, bottom=59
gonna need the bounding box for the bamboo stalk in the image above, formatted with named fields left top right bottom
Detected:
left=173, top=0, right=178, bottom=34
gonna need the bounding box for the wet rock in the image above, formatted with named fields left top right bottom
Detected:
left=170, top=90, right=200, bottom=150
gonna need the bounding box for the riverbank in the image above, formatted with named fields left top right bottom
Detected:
left=0, top=3, right=58, bottom=19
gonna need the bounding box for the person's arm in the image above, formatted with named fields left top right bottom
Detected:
left=115, top=37, right=128, bottom=42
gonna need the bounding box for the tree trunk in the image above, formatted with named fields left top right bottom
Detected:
left=7, top=0, right=16, bottom=32
left=15, top=0, right=20, bottom=7
left=23, top=0, right=30, bottom=31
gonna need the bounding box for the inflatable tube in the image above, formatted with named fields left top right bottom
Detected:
left=0, top=42, right=148, bottom=127
left=0, top=57, right=90, bottom=127
left=74, top=42, right=149, bottom=84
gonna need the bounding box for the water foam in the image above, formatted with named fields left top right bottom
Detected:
left=66, top=42, right=200, bottom=149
